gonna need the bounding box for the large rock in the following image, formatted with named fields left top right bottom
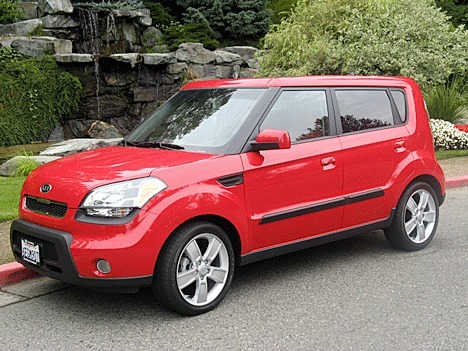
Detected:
left=86, top=121, right=123, bottom=139
left=38, top=0, right=73, bottom=17
left=223, top=46, right=258, bottom=66
left=0, top=19, right=42, bottom=36
left=175, top=43, right=216, bottom=64
left=142, top=53, right=176, bottom=65
left=18, top=2, right=39, bottom=20
left=40, top=138, right=123, bottom=157
left=142, top=27, right=163, bottom=48
left=0, top=156, right=61, bottom=177
left=55, top=53, right=94, bottom=63
left=41, top=15, right=79, bottom=29
left=112, top=9, right=151, bottom=27
left=214, top=50, right=242, bottom=65
left=11, top=36, right=72, bottom=58
left=85, top=95, right=128, bottom=120
left=109, top=53, right=140, bottom=68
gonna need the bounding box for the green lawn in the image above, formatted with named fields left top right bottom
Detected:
left=435, top=149, right=468, bottom=160
left=0, top=176, right=25, bottom=222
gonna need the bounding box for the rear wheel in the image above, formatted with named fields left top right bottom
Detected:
left=154, top=221, right=235, bottom=315
left=385, top=182, right=439, bottom=251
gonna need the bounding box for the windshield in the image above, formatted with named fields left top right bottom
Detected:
left=125, top=88, right=267, bottom=153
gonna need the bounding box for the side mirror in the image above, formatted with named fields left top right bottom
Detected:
left=250, top=129, right=291, bottom=151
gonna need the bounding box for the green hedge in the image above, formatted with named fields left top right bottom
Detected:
left=0, top=49, right=82, bottom=146
left=0, top=0, right=24, bottom=24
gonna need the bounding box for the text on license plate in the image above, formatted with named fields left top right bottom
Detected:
left=21, top=239, right=41, bottom=266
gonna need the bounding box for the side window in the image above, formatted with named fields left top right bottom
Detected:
left=260, top=90, right=330, bottom=142
left=390, top=89, right=407, bottom=122
left=335, top=90, right=394, bottom=133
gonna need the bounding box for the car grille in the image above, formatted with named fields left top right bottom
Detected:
left=25, top=196, right=68, bottom=218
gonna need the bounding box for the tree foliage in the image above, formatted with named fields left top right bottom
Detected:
left=435, top=0, right=468, bottom=28
left=259, top=0, right=468, bottom=87
left=0, top=49, right=82, bottom=146
left=177, top=0, right=271, bottom=40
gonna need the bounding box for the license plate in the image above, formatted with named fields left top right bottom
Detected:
left=21, top=239, right=41, bottom=266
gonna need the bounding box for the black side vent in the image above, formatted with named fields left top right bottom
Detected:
left=217, top=173, right=244, bottom=187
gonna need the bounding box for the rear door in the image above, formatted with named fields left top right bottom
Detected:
left=241, top=89, right=344, bottom=251
left=333, top=88, right=411, bottom=228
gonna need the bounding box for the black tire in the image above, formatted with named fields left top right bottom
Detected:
left=385, top=182, right=439, bottom=251
left=153, top=221, right=235, bottom=315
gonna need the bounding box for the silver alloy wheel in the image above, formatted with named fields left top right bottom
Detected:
left=404, top=189, right=437, bottom=244
left=176, top=233, right=230, bottom=306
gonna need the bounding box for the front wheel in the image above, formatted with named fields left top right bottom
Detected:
left=385, top=182, right=439, bottom=251
left=154, top=222, right=235, bottom=315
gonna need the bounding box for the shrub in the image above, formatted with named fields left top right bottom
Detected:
left=425, top=78, right=468, bottom=123
left=259, top=0, right=468, bottom=88
left=161, top=22, right=219, bottom=51
left=0, top=49, right=82, bottom=146
left=0, top=0, right=24, bottom=24
left=430, top=119, right=468, bottom=150
left=143, top=1, right=174, bottom=27
left=14, top=151, right=40, bottom=177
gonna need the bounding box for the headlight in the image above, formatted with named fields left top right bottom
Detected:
left=81, top=177, right=167, bottom=218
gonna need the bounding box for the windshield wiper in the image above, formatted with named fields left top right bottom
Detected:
left=123, top=141, right=185, bottom=150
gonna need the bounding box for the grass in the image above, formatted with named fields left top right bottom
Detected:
left=0, top=176, right=25, bottom=222
left=435, top=149, right=468, bottom=160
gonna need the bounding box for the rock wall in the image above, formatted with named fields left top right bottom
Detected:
left=1, top=0, right=261, bottom=141
left=54, top=43, right=259, bottom=140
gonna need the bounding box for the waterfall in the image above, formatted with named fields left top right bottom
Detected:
left=78, top=9, right=101, bottom=119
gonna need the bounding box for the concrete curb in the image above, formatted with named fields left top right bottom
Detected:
left=0, top=262, right=40, bottom=287
left=446, top=176, right=468, bottom=189
left=1, top=175, right=467, bottom=287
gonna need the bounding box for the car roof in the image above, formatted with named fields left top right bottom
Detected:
left=181, top=76, right=415, bottom=90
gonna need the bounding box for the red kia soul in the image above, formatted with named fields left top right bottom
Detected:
left=11, top=76, right=445, bottom=315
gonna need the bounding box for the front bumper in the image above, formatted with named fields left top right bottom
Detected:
left=10, top=219, right=153, bottom=289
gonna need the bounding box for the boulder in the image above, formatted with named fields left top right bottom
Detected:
left=86, top=121, right=123, bottom=139
left=11, top=36, right=72, bottom=58
left=223, top=46, right=258, bottom=66
left=0, top=156, right=61, bottom=177
left=214, top=50, right=242, bottom=65
left=40, top=138, right=123, bottom=157
left=0, top=19, right=42, bottom=36
left=109, top=53, right=140, bottom=68
left=142, top=27, right=163, bottom=48
left=142, top=53, right=176, bottom=65
left=38, top=0, right=73, bottom=17
left=41, top=15, right=79, bottom=29
left=55, top=53, right=94, bottom=63
left=175, top=43, right=216, bottom=64
left=18, top=2, right=39, bottom=20
left=166, top=62, right=188, bottom=75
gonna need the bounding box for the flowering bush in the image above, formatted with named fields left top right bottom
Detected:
left=455, top=124, right=468, bottom=133
left=430, top=119, right=468, bottom=150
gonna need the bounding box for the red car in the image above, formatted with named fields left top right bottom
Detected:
left=11, top=76, right=445, bottom=315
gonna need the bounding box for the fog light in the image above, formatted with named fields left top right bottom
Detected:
left=96, top=259, right=111, bottom=274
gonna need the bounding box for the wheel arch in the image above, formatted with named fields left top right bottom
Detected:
left=155, top=215, right=243, bottom=274
left=406, top=174, right=445, bottom=206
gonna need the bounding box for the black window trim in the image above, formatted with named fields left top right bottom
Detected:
left=331, top=87, right=408, bottom=136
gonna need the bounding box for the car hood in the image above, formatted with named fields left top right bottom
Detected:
left=22, top=146, right=217, bottom=208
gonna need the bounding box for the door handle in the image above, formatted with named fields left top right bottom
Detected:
left=394, top=140, right=406, bottom=153
left=321, top=157, right=336, bottom=170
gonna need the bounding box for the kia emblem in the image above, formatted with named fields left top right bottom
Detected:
left=40, top=184, right=52, bottom=193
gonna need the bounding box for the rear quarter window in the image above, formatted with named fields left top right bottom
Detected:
left=335, top=90, right=397, bottom=133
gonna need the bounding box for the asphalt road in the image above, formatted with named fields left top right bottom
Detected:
left=0, top=187, right=466, bottom=351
